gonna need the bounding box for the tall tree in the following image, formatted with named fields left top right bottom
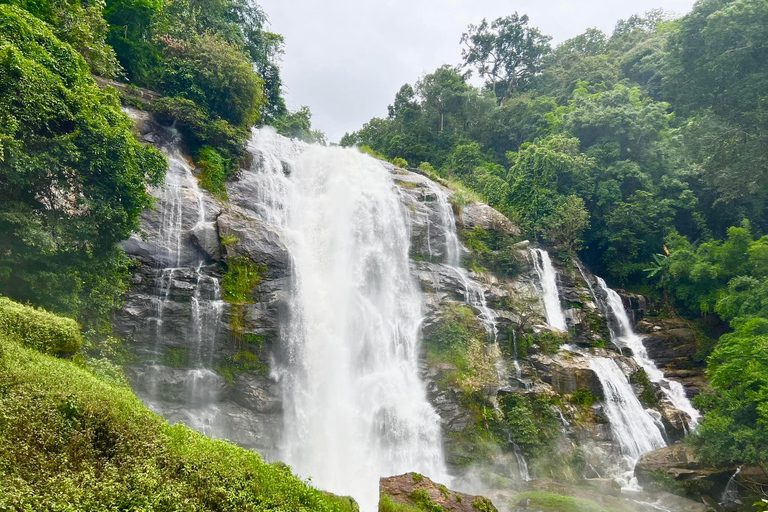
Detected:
left=461, top=13, right=551, bottom=104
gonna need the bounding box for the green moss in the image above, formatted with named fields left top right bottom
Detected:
left=221, top=234, right=239, bottom=246
left=409, top=489, right=446, bottom=512
left=569, top=388, right=596, bottom=410
left=214, top=350, right=268, bottom=385
left=221, top=257, right=266, bottom=304
left=0, top=319, right=351, bottom=510
left=162, top=347, right=190, bottom=368
left=630, top=369, right=659, bottom=406
left=412, top=473, right=424, bottom=483
left=395, top=179, right=418, bottom=189
left=0, top=296, right=82, bottom=356
left=519, top=331, right=570, bottom=356
left=197, top=146, right=230, bottom=198
left=460, top=226, right=522, bottom=279
left=423, top=303, right=485, bottom=381
left=510, top=491, right=621, bottom=512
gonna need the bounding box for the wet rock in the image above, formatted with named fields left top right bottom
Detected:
left=462, top=202, right=520, bottom=236
left=217, top=209, right=291, bottom=276
left=191, top=221, right=222, bottom=262
left=529, top=351, right=604, bottom=397
left=380, top=473, right=498, bottom=512
left=635, top=445, right=736, bottom=498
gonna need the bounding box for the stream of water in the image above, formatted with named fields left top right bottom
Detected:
left=248, top=128, right=447, bottom=511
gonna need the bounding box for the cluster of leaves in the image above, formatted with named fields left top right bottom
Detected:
left=0, top=6, right=166, bottom=331
left=499, top=393, right=562, bottom=459
left=344, top=0, right=767, bottom=286
left=221, top=256, right=266, bottom=304
left=461, top=226, right=523, bottom=277
left=0, top=298, right=355, bottom=511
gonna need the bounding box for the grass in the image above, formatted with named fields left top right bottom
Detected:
left=0, top=299, right=356, bottom=511
left=379, top=494, right=422, bottom=512
left=510, top=492, right=622, bottom=512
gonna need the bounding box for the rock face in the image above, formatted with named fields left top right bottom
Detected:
left=116, top=110, right=706, bottom=504
left=635, top=444, right=736, bottom=499
left=380, top=473, right=497, bottom=512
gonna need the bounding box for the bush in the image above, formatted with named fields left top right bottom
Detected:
left=197, top=145, right=229, bottom=198
left=0, top=296, right=82, bottom=356
left=0, top=321, right=353, bottom=511
left=221, top=257, right=266, bottom=304
left=391, top=157, right=408, bottom=168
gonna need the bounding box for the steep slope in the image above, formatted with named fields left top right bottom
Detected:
left=0, top=297, right=356, bottom=511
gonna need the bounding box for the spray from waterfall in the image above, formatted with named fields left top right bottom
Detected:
left=249, top=128, right=447, bottom=511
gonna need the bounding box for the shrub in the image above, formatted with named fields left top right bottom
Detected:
left=0, top=325, right=352, bottom=511
left=569, top=388, right=596, bottom=409
left=221, top=257, right=266, bottom=303
left=0, top=296, right=82, bottom=356
left=197, top=145, right=229, bottom=198
left=391, top=157, right=408, bottom=168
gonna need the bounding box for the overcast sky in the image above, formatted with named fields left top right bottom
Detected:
left=258, top=0, right=697, bottom=143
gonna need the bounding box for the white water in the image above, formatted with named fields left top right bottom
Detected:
left=595, top=278, right=700, bottom=427
left=249, top=128, right=447, bottom=511
left=531, top=249, right=568, bottom=331
left=136, top=128, right=226, bottom=438
left=590, top=358, right=667, bottom=459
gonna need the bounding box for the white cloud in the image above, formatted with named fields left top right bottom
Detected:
left=258, top=0, right=696, bottom=142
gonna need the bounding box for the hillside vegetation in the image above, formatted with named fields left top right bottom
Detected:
left=345, top=0, right=768, bottom=489
left=0, top=297, right=356, bottom=511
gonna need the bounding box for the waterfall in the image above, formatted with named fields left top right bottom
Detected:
left=594, top=278, right=700, bottom=427
left=135, top=130, right=225, bottom=439
left=589, top=358, right=667, bottom=458
left=249, top=128, right=447, bottom=511
left=531, top=249, right=567, bottom=331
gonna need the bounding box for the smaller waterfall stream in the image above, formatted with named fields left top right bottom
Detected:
left=594, top=278, right=700, bottom=427
left=134, top=130, right=226, bottom=439
left=531, top=249, right=567, bottom=330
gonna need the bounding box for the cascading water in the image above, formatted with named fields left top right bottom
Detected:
left=594, top=277, right=700, bottom=428
left=248, top=128, right=447, bottom=511
left=531, top=249, right=568, bottom=331
left=135, top=128, right=226, bottom=438
left=589, top=358, right=666, bottom=459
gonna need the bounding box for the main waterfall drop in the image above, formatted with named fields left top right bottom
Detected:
left=248, top=128, right=447, bottom=511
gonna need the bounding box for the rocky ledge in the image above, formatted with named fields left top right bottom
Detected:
left=380, top=473, right=497, bottom=512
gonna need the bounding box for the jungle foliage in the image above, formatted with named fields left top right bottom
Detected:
left=345, top=0, right=768, bottom=479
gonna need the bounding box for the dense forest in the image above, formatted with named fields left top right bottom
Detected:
left=344, top=0, right=768, bottom=482
left=0, top=0, right=324, bottom=330
left=0, top=0, right=767, bottom=508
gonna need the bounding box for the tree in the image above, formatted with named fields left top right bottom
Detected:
left=692, top=317, right=768, bottom=498
left=461, top=13, right=551, bottom=104
left=416, top=65, right=470, bottom=133
left=543, top=195, right=591, bottom=251
left=274, top=106, right=326, bottom=144
left=0, top=5, right=166, bottom=327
